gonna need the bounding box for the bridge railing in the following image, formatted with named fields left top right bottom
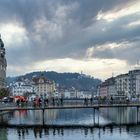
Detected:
left=25, top=99, right=140, bottom=108
left=0, top=101, right=16, bottom=108
left=0, top=98, right=140, bottom=108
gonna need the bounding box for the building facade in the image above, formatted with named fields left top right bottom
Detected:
left=115, top=74, right=129, bottom=98
left=33, top=76, right=56, bottom=98
left=11, top=80, right=33, bottom=96
left=129, top=69, right=140, bottom=97
left=97, top=69, right=140, bottom=99
left=0, top=35, right=7, bottom=89
left=98, top=77, right=116, bottom=98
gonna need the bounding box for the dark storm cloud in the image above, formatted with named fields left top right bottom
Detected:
left=0, top=0, right=139, bottom=67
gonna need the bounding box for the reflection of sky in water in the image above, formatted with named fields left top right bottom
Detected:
left=7, top=109, right=111, bottom=126
left=0, top=107, right=139, bottom=140
left=0, top=107, right=138, bottom=126
left=3, top=127, right=140, bottom=140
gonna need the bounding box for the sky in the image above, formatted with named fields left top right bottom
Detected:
left=0, top=0, right=140, bottom=80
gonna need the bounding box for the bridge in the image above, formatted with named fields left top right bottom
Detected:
left=0, top=103, right=140, bottom=111
left=1, top=102, right=140, bottom=128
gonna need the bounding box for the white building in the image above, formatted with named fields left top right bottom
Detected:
left=108, top=84, right=116, bottom=97
left=129, top=69, right=140, bottom=97
left=63, top=90, right=92, bottom=99
left=115, top=74, right=129, bottom=98
left=11, top=80, right=33, bottom=96
left=97, top=69, right=140, bottom=99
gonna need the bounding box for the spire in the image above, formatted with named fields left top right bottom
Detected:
left=0, top=34, right=4, bottom=48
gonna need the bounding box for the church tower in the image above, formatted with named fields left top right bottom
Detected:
left=0, top=35, right=7, bottom=88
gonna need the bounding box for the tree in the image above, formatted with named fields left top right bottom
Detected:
left=0, top=88, right=10, bottom=99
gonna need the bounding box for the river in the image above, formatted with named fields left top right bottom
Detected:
left=0, top=107, right=140, bottom=140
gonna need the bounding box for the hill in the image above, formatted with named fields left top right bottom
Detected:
left=6, top=71, right=101, bottom=91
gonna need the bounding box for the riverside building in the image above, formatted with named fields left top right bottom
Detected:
left=98, top=68, right=140, bottom=99
left=33, top=75, right=56, bottom=98
left=129, top=69, right=140, bottom=98
left=0, top=35, right=7, bottom=89
left=11, top=79, right=33, bottom=96
left=115, top=73, right=129, bottom=98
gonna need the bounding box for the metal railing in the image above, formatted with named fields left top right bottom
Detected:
left=0, top=99, right=140, bottom=109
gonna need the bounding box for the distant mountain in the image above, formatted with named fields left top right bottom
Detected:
left=6, top=71, right=102, bottom=91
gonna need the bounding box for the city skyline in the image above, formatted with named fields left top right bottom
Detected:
left=0, top=0, right=140, bottom=80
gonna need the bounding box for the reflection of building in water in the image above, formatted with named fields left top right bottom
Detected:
left=100, top=107, right=137, bottom=124
left=28, top=109, right=94, bottom=125
left=127, top=126, right=140, bottom=139
left=45, top=110, right=58, bottom=122
left=31, top=109, right=93, bottom=124
left=17, top=128, right=29, bottom=139
left=29, top=110, right=58, bottom=124
left=0, top=113, right=10, bottom=124
left=0, top=128, right=7, bottom=140
left=0, top=113, right=10, bottom=140
left=32, top=110, right=43, bottom=124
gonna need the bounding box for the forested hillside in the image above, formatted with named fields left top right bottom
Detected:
left=7, top=71, right=101, bottom=91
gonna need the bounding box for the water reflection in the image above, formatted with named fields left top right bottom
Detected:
left=17, top=128, right=29, bottom=139
left=5, top=126, right=140, bottom=140
left=0, top=107, right=139, bottom=126
left=1, top=126, right=140, bottom=140
left=100, top=107, right=138, bottom=124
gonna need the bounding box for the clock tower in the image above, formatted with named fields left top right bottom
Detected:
left=0, top=35, right=7, bottom=88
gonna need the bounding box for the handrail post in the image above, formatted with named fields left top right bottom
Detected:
left=42, top=108, right=45, bottom=125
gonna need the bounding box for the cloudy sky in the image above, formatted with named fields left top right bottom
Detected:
left=0, top=0, right=140, bottom=80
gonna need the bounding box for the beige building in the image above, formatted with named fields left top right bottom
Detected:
left=33, top=76, right=56, bottom=98
left=0, top=35, right=7, bottom=89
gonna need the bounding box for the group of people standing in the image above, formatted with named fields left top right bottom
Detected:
left=84, top=97, right=93, bottom=105
left=32, top=97, right=64, bottom=107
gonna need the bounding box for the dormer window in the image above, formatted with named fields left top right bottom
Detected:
left=39, top=78, right=44, bottom=83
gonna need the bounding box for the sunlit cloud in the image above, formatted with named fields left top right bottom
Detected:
left=0, top=23, right=28, bottom=47
left=96, top=1, right=140, bottom=22
left=86, top=42, right=128, bottom=58
left=127, top=19, right=140, bottom=27
left=8, top=58, right=130, bottom=80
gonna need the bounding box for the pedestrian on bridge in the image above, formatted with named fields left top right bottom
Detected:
left=52, top=98, right=55, bottom=106
left=84, top=98, right=88, bottom=105
left=16, top=99, right=20, bottom=107
left=45, top=98, right=48, bottom=106
left=60, top=98, right=63, bottom=106
left=90, top=97, right=93, bottom=105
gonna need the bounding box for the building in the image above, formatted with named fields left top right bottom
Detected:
left=62, top=90, right=92, bottom=99
left=107, top=78, right=116, bottom=97
left=129, top=69, right=140, bottom=97
left=115, top=74, right=129, bottom=98
left=97, top=68, right=140, bottom=99
left=33, top=75, right=56, bottom=98
left=99, top=84, right=108, bottom=97
left=115, top=69, right=140, bottom=98
left=98, top=77, right=116, bottom=98
left=0, top=35, right=7, bottom=89
left=11, top=79, right=33, bottom=96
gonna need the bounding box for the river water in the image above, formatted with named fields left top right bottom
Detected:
left=0, top=107, right=140, bottom=140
